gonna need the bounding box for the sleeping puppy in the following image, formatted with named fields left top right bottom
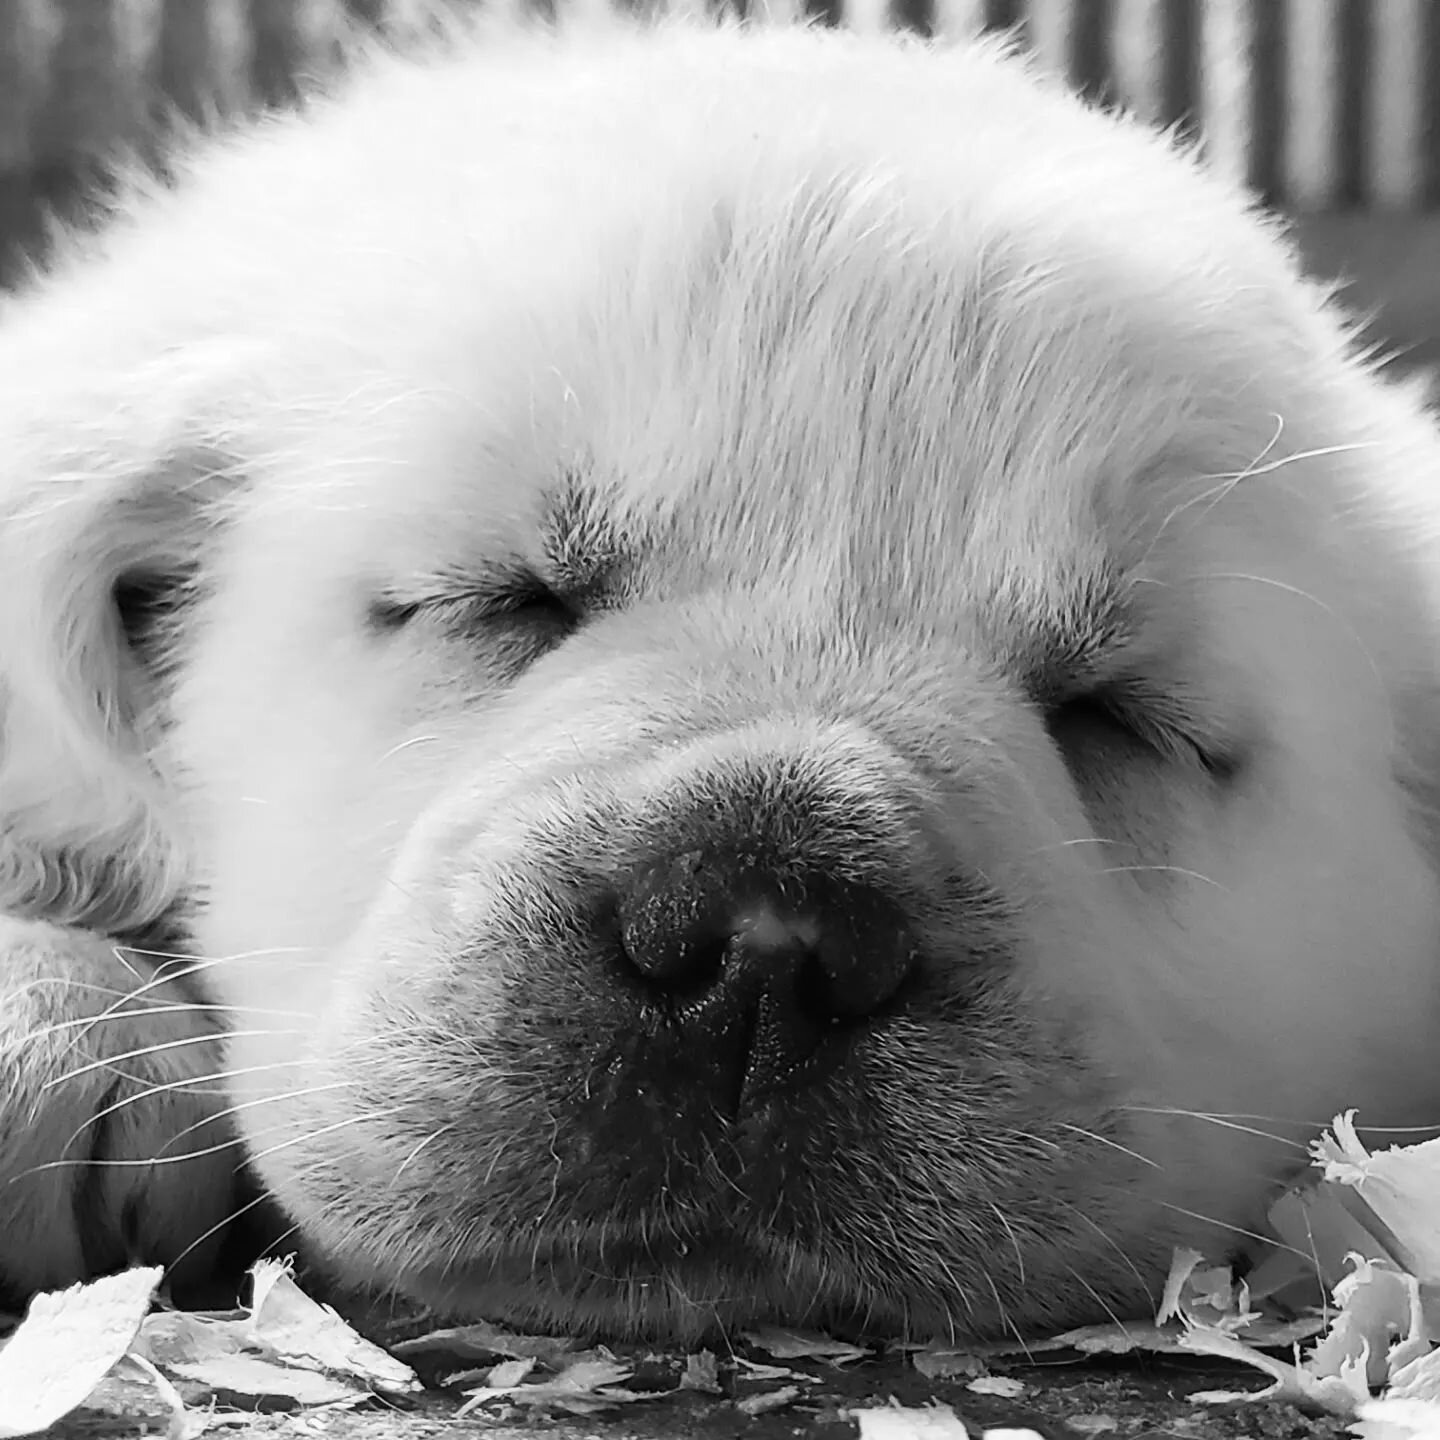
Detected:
left=2, top=15, right=1440, bottom=1341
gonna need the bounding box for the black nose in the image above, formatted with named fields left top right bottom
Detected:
left=616, top=848, right=919, bottom=1110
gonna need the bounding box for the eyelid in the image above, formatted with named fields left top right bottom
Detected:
left=1105, top=695, right=1195, bottom=764
left=1047, top=681, right=1234, bottom=779
left=1114, top=692, right=1237, bottom=778
left=368, top=574, right=576, bottom=633
left=437, top=586, right=578, bottom=629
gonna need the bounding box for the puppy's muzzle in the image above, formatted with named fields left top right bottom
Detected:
left=398, top=725, right=985, bottom=1182
left=616, top=845, right=920, bottom=1114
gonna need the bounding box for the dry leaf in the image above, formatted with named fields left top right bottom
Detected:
left=1309, top=1257, right=1429, bottom=1391
left=734, top=1355, right=819, bottom=1383
left=457, top=1352, right=665, bottom=1418
left=245, top=1261, right=420, bottom=1394
left=1180, top=1319, right=1367, bottom=1414
left=134, top=1305, right=364, bottom=1406
left=846, top=1401, right=971, bottom=1438
left=1389, top=1346, right=1440, bottom=1404
left=484, top=1357, right=537, bottom=1388
left=163, top=1353, right=363, bottom=1406
left=133, top=1309, right=249, bottom=1371
left=1048, top=1321, right=1188, bottom=1355
left=1156, top=1248, right=1207, bottom=1325
left=1315, top=1116, right=1440, bottom=1288
left=966, top=1375, right=1025, bottom=1398
left=743, top=1326, right=870, bottom=1364
left=1066, top=1415, right=1119, bottom=1436
left=679, top=1349, right=722, bottom=1393
left=114, top=1354, right=209, bottom=1440
left=735, top=1384, right=803, bottom=1415
left=128, top=1262, right=420, bottom=1409
left=1351, top=1396, right=1440, bottom=1440
left=912, top=1347, right=986, bottom=1380
left=390, top=1320, right=573, bottom=1365
left=0, top=1266, right=162, bottom=1438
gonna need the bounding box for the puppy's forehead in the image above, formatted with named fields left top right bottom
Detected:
left=365, top=175, right=1269, bottom=654
left=266, top=29, right=1322, bottom=655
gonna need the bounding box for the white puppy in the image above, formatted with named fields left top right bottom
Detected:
left=2, top=16, right=1439, bottom=1340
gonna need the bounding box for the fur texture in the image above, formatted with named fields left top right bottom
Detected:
left=2, top=16, right=1440, bottom=1341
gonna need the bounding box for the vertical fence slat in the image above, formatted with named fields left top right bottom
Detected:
left=1282, top=0, right=1344, bottom=209
left=0, top=0, right=63, bottom=170
left=1366, top=0, right=1427, bottom=209
left=1198, top=0, right=1257, bottom=189
left=160, top=0, right=253, bottom=125
left=1025, top=0, right=1075, bottom=85
left=35, top=0, right=165, bottom=161
left=750, top=0, right=808, bottom=25
left=249, top=0, right=347, bottom=106
left=843, top=0, right=895, bottom=38
left=931, top=0, right=985, bottom=41
left=1108, top=0, right=1166, bottom=125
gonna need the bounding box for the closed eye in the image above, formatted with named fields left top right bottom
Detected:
left=1044, top=687, right=1236, bottom=783
left=368, top=573, right=581, bottom=645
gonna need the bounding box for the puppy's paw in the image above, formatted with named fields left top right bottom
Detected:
left=0, top=916, right=242, bottom=1301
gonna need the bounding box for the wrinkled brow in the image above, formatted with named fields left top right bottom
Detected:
left=540, top=471, right=643, bottom=602
left=1003, top=568, right=1139, bottom=702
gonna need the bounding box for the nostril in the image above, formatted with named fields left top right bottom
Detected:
left=793, top=953, right=841, bottom=1026
left=808, top=895, right=919, bottom=1020
left=617, top=849, right=730, bottom=995
left=730, top=899, right=916, bottom=1022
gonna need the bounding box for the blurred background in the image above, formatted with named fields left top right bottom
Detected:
left=0, top=0, right=1436, bottom=374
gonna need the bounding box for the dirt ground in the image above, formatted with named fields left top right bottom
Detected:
left=50, top=1338, right=1361, bottom=1440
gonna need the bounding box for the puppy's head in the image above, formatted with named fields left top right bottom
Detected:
left=5, top=21, right=1440, bottom=1340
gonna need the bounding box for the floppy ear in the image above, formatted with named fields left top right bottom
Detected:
left=0, top=374, right=230, bottom=936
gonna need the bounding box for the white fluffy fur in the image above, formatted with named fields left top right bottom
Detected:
left=2, top=16, right=1440, bottom=1337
